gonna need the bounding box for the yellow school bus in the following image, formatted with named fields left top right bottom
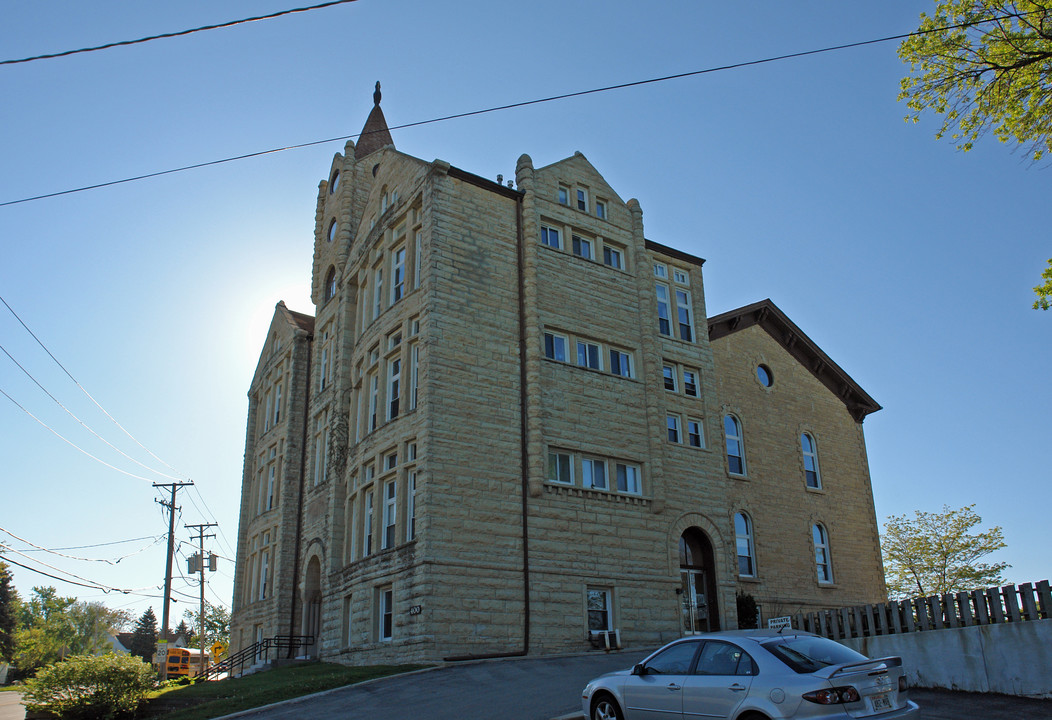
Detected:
left=164, top=647, right=207, bottom=677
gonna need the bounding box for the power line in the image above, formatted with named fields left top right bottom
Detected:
left=0, top=526, right=163, bottom=564
left=0, top=340, right=184, bottom=481
left=0, top=543, right=142, bottom=594
left=0, top=293, right=189, bottom=478
left=0, top=11, right=1034, bottom=210
left=31, top=535, right=162, bottom=552
left=0, top=0, right=361, bottom=67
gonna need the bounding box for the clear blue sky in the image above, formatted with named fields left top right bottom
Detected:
left=1, top=1, right=1047, bottom=624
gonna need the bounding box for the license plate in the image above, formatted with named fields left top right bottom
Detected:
left=870, top=693, right=892, bottom=712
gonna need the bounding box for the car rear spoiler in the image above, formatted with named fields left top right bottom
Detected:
left=816, top=656, right=903, bottom=680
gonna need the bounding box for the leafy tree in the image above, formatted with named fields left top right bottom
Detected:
left=22, top=653, right=155, bottom=720
left=0, top=561, right=20, bottom=663
left=898, top=1, right=1052, bottom=162
left=66, top=602, right=131, bottom=656
left=181, top=602, right=230, bottom=648
left=1034, top=258, right=1052, bottom=309
left=174, top=619, right=194, bottom=643
left=881, top=504, right=1010, bottom=598
left=14, top=587, right=77, bottom=674
left=127, top=607, right=158, bottom=664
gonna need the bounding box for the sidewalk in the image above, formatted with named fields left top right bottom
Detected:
left=0, top=692, right=24, bottom=720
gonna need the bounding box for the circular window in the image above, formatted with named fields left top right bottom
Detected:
left=327, top=219, right=337, bottom=243
left=756, top=364, right=773, bottom=387
left=329, top=170, right=340, bottom=194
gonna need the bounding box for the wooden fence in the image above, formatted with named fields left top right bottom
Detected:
left=793, top=580, right=1051, bottom=641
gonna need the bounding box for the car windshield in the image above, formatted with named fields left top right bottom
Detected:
left=761, top=635, right=867, bottom=674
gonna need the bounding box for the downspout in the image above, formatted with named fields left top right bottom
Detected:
left=287, top=334, right=312, bottom=657
left=444, top=188, right=530, bottom=662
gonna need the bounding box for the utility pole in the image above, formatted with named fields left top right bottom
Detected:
left=154, top=481, right=193, bottom=680
left=186, top=522, right=217, bottom=673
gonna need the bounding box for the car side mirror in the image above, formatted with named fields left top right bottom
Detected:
left=631, top=664, right=647, bottom=676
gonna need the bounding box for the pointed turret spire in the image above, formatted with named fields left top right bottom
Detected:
left=355, top=80, right=394, bottom=159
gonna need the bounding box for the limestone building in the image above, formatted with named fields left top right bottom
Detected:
left=230, top=88, right=887, bottom=664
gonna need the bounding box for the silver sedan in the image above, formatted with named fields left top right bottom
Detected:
left=581, top=629, right=921, bottom=720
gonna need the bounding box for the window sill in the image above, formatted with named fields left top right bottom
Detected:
left=805, top=485, right=826, bottom=494
left=544, top=483, right=650, bottom=506
left=737, top=576, right=762, bottom=584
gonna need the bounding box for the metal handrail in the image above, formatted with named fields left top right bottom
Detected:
left=195, top=635, right=315, bottom=681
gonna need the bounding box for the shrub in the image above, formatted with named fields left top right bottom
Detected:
left=21, top=653, right=155, bottom=720
left=736, top=592, right=759, bottom=629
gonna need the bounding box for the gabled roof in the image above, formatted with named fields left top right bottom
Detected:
left=707, top=299, right=881, bottom=422
left=278, top=301, right=315, bottom=334
left=355, top=82, right=394, bottom=159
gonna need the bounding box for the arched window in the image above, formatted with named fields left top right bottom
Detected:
left=327, top=219, right=337, bottom=243
left=724, top=415, right=745, bottom=475
left=329, top=169, right=340, bottom=195
left=813, top=523, right=833, bottom=584
left=802, top=432, right=821, bottom=488
left=734, top=512, right=756, bottom=577
left=324, top=266, right=337, bottom=302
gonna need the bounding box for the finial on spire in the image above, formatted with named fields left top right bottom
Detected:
left=373, top=81, right=381, bottom=106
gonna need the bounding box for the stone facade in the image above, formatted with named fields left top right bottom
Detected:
left=230, top=94, right=887, bottom=664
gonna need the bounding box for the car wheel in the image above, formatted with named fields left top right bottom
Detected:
left=591, top=693, right=624, bottom=720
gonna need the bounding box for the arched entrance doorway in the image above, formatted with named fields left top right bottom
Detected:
left=679, top=528, right=720, bottom=634
left=302, top=556, right=321, bottom=658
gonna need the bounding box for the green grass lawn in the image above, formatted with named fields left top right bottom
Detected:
left=0, top=685, right=22, bottom=693
left=142, top=661, right=429, bottom=720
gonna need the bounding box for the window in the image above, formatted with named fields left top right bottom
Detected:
left=813, top=524, right=833, bottom=583
left=406, top=471, right=417, bottom=541
left=391, top=247, right=406, bottom=303
left=596, top=200, right=606, bottom=219
left=724, top=415, right=746, bottom=475
left=342, top=595, right=353, bottom=646
left=273, top=383, right=282, bottom=424
left=802, top=433, right=821, bottom=489
left=329, top=170, right=340, bottom=195
left=576, top=188, right=589, bottom=212
left=327, top=219, right=337, bottom=243
left=544, top=332, right=568, bottom=362
left=540, top=225, right=561, bottom=249
left=676, top=289, right=694, bottom=341
left=656, top=283, right=672, bottom=336
left=557, top=186, right=569, bottom=205
left=324, top=266, right=337, bottom=302
left=756, top=364, right=773, bottom=387
left=653, top=263, right=668, bottom=279
left=609, top=349, right=633, bottom=378
left=266, top=461, right=276, bottom=509
left=667, top=415, right=681, bottom=443
left=313, top=417, right=329, bottom=486
left=258, top=547, right=269, bottom=600
left=572, top=234, right=593, bottom=260
left=576, top=340, right=601, bottom=370
left=344, top=500, right=356, bottom=562
left=602, top=245, right=622, bottom=269
left=379, top=587, right=393, bottom=641
left=413, top=230, right=423, bottom=289
left=662, top=365, right=677, bottom=391
left=644, top=640, right=699, bottom=674
left=368, top=373, right=379, bottom=432
left=387, top=358, right=401, bottom=421
left=409, top=343, right=420, bottom=410
left=363, top=492, right=374, bottom=557
left=384, top=450, right=398, bottom=471
left=616, top=463, right=640, bottom=494
left=695, top=641, right=756, bottom=676
left=735, top=512, right=756, bottom=577
left=319, top=331, right=331, bottom=391
left=548, top=451, right=573, bottom=485
left=263, top=391, right=272, bottom=432
left=382, top=481, right=396, bottom=550
left=687, top=419, right=704, bottom=448
left=372, top=267, right=384, bottom=319
left=587, top=588, right=612, bottom=632
left=673, top=269, right=689, bottom=285
left=388, top=331, right=402, bottom=350
left=582, top=458, right=607, bottom=490
left=683, top=369, right=699, bottom=397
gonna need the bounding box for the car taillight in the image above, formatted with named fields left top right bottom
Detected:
left=802, top=686, right=861, bottom=705
left=899, top=676, right=908, bottom=692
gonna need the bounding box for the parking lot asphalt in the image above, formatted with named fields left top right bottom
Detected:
left=221, top=651, right=1052, bottom=720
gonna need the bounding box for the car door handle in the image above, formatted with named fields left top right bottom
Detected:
left=729, top=683, right=747, bottom=692
left=667, top=683, right=682, bottom=691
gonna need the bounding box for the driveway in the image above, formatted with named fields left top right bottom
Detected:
left=0, top=692, right=24, bottom=720
left=223, top=651, right=1052, bottom=720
